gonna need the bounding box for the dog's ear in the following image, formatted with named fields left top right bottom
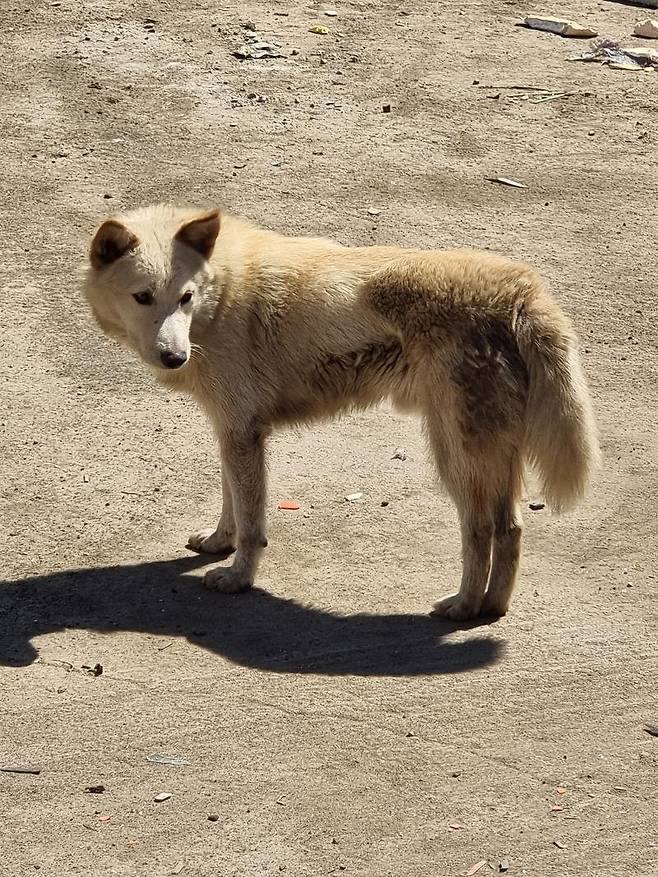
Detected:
left=174, top=209, right=221, bottom=260
left=90, top=220, right=139, bottom=270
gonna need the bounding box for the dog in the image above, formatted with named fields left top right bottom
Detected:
left=83, top=204, right=599, bottom=620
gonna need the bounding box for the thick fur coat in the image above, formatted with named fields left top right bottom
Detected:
left=83, top=205, right=599, bottom=619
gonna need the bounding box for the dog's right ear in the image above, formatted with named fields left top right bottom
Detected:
left=89, top=220, right=139, bottom=270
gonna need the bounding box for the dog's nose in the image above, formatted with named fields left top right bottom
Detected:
left=160, top=350, right=188, bottom=369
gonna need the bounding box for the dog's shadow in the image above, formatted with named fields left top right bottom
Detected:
left=0, top=555, right=503, bottom=676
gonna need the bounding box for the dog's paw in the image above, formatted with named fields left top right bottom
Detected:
left=430, top=594, right=480, bottom=621
left=479, top=593, right=509, bottom=618
left=203, top=566, right=252, bottom=594
left=186, top=529, right=236, bottom=559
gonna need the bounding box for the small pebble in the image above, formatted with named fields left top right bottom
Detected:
left=208, top=813, right=219, bottom=822
left=154, top=792, right=172, bottom=802
left=529, top=502, right=545, bottom=511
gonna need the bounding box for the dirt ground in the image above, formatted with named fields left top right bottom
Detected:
left=1, top=1, right=656, bottom=874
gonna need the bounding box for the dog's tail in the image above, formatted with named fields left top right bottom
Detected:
left=515, top=288, right=600, bottom=512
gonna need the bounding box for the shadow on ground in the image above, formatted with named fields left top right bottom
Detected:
left=0, top=555, right=504, bottom=675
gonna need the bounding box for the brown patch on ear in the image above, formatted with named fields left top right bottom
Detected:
left=90, top=220, right=139, bottom=270
left=174, top=209, right=221, bottom=260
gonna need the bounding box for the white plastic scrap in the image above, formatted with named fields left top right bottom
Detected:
left=488, top=177, right=528, bottom=189
left=634, top=19, right=658, bottom=39
left=570, top=38, right=658, bottom=70
left=521, top=16, right=598, bottom=38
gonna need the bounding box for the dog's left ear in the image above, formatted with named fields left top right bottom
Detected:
left=174, top=209, right=221, bottom=260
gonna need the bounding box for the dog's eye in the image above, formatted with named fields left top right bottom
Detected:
left=180, top=291, right=193, bottom=306
left=133, top=291, right=154, bottom=306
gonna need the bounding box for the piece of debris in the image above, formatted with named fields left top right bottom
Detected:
left=391, top=448, right=407, bottom=460
left=556, top=786, right=567, bottom=794
left=207, top=814, right=219, bottom=822
left=488, top=177, right=527, bottom=189
left=465, top=862, right=487, bottom=877
left=324, top=9, right=338, bottom=16
left=345, top=492, right=363, bottom=502
left=82, top=663, right=103, bottom=676
left=171, top=864, right=185, bottom=875
left=634, top=18, right=658, bottom=38
left=278, top=500, right=301, bottom=511
left=367, top=207, right=381, bottom=215
left=569, top=38, right=658, bottom=69
left=233, top=27, right=286, bottom=60
left=98, top=814, right=112, bottom=822
left=236, top=42, right=285, bottom=60
left=146, top=753, right=191, bottom=767
left=382, top=103, right=391, bottom=113
left=553, top=840, right=566, bottom=849
left=644, top=723, right=658, bottom=736
left=499, top=862, right=510, bottom=874
left=449, top=822, right=464, bottom=830
left=380, top=500, right=389, bottom=507
left=479, top=84, right=589, bottom=104
left=309, top=25, right=330, bottom=34
left=0, top=764, right=41, bottom=775
left=520, top=16, right=598, bottom=38
left=550, top=804, right=564, bottom=812
left=85, top=784, right=105, bottom=794
left=529, top=501, right=545, bottom=510
left=154, top=792, right=172, bottom=802
left=529, top=91, right=575, bottom=103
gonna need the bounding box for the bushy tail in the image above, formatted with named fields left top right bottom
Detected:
left=515, top=292, right=600, bottom=512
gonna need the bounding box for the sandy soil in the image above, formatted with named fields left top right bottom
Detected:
left=1, top=1, right=656, bottom=875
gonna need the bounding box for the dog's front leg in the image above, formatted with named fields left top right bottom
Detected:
left=187, top=465, right=237, bottom=558
left=203, top=427, right=267, bottom=593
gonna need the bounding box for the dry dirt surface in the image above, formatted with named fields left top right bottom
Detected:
left=1, top=1, right=656, bottom=875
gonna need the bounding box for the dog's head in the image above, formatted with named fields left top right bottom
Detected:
left=83, top=204, right=220, bottom=372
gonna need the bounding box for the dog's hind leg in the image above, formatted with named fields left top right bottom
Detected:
left=187, top=465, right=237, bottom=558
left=481, top=467, right=524, bottom=617
left=431, top=495, right=495, bottom=621
left=426, top=421, right=495, bottom=620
